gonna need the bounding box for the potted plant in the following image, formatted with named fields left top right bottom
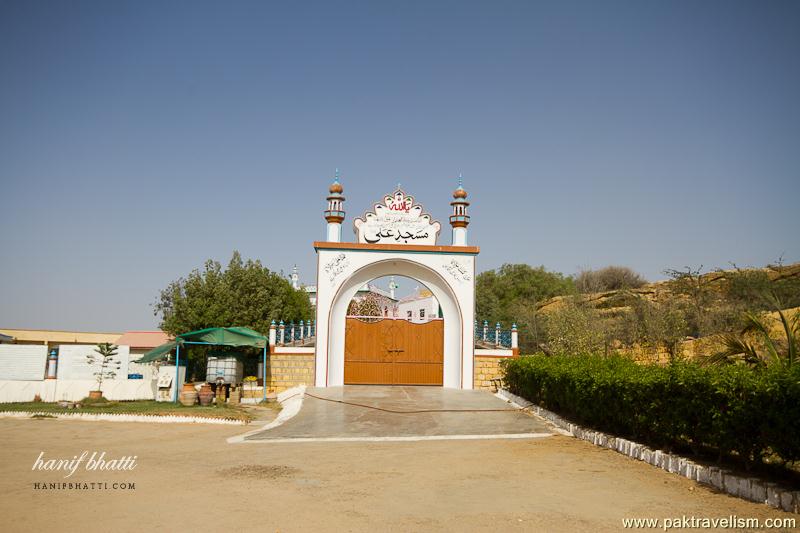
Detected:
left=86, top=343, right=120, bottom=401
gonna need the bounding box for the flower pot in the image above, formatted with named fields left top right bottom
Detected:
left=88, top=390, right=103, bottom=400
left=179, top=383, right=198, bottom=406
left=198, top=383, right=214, bottom=406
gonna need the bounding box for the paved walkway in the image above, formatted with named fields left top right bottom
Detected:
left=245, top=385, right=553, bottom=442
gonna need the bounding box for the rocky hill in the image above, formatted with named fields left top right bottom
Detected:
left=539, top=262, right=800, bottom=315
left=535, top=262, right=800, bottom=363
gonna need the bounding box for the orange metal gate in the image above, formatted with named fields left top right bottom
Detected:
left=344, top=317, right=444, bottom=385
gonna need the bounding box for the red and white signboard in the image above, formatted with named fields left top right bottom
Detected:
left=353, top=189, right=441, bottom=245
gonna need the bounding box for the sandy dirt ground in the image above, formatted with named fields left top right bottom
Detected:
left=0, top=417, right=796, bottom=532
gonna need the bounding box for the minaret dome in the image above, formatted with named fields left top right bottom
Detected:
left=449, top=173, right=470, bottom=245
left=324, top=168, right=346, bottom=241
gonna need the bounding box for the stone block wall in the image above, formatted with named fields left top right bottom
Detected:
left=263, top=353, right=510, bottom=391
left=474, top=356, right=505, bottom=390
left=265, top=353, right=315, bottom=392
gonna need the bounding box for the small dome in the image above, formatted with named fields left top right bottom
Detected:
left=329, top=181, right=343, bottom=194
left=453, top=186, right=467, bottom=199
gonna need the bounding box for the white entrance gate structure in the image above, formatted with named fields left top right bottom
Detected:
left=314, top=173, right=478, bottom=388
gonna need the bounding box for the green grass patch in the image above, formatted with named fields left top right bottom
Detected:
left=0, top=400, right=253, bottom=422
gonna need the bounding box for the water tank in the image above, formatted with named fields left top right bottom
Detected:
left=206, top=356, right=244, bottom=384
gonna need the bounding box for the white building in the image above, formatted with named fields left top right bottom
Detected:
left=396, top=287, right=440, bottom=323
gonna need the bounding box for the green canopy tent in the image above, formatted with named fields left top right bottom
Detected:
left=135, top=327, right=269, bottom=403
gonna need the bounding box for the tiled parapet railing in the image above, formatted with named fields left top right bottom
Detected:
left=474, top=320, right=518, bottom=349
left=270, top=320, right=316, bottom=346
left=271, top=318, right=519, bottom=350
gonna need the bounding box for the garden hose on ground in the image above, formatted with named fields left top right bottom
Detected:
left=301, top=391, right=525, bottom=414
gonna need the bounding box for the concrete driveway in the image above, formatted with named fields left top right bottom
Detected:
left=244, top=385, right=553, bottom=442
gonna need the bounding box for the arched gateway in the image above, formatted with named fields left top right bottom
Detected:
left=314, top=174, right=478, bottom=388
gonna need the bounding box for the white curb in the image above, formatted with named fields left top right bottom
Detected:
left=0, top=410, right=247, bottom=426
left=237, top=433, right=554, bottom=444
left=496, top=389, right=800, bottom=514
left=227, top=386, right=306, bottom=443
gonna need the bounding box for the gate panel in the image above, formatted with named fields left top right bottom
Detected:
left=393, top=320, right=443, bottom=385
left=344, top=319, right=396, bottom=384
left=344, top=318, right=443, bottom=385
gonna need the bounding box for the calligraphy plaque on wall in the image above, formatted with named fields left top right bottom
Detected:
left=353, top=189, right=441, bottom=245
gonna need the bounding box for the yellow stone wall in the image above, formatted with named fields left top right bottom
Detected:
left=624, top=335, right=730, bottom=365
left=265, top=353, right=315, bottom=392
left=264, top=353, right=512, bottom=392
left=474, top=356, right=506, bottom=390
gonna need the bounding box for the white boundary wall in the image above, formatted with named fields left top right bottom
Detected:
left=0, top=379, right=156, bottom=403
left=0, top=344, right=158, bottom=402
left=0, top=345, right=48, bottom=380
left=57, top=344, right=131, bottom=380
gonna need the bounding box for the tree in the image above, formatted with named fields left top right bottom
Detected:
left=155, top=251, right=312, bottom=336
left=575, top=266, right=647, bottom=293
left=620, top=296, right=688, bottom=362
left=542, top=296, right=606, bottom=355
left=508, top=299, right=547, bottom=353
left=724, top=264, right=800, bottom=313
left=476, top=264, right=574, bottom=353
left=86, top=343, right=120, bottom=397
left=663, top=265, right=720, bottom=337
left=154, top=251, right=313, bottom=376
left=476, top=264, right=574, bottom=324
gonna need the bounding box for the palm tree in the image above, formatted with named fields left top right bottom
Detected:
left=703, top=306, right=798, bottom=369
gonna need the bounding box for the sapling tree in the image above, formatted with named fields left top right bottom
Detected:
left=87, top=343, right=121, bottom=395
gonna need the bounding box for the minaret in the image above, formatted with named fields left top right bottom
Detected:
left=291, top=264, right=300, bottom=289
left=449, top=173, right=470, bottom=246
left=324, top=168, right=345, bottom=242
left=388, top=276, right=398, bottom=299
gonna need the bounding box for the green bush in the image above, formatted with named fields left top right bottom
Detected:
left=502, top=355, right=800, bottom=466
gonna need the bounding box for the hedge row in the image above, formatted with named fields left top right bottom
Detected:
left=502, top=355, right=800, bottom=466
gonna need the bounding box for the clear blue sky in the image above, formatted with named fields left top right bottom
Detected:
left=1, top=0, right=798, bottom=331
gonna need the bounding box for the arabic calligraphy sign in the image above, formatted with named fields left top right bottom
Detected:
left=324, top=253, right=349, bottom=284
left=443, top=259, right=471, bottom=283
left=353, top=189, right=441, bottom=245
